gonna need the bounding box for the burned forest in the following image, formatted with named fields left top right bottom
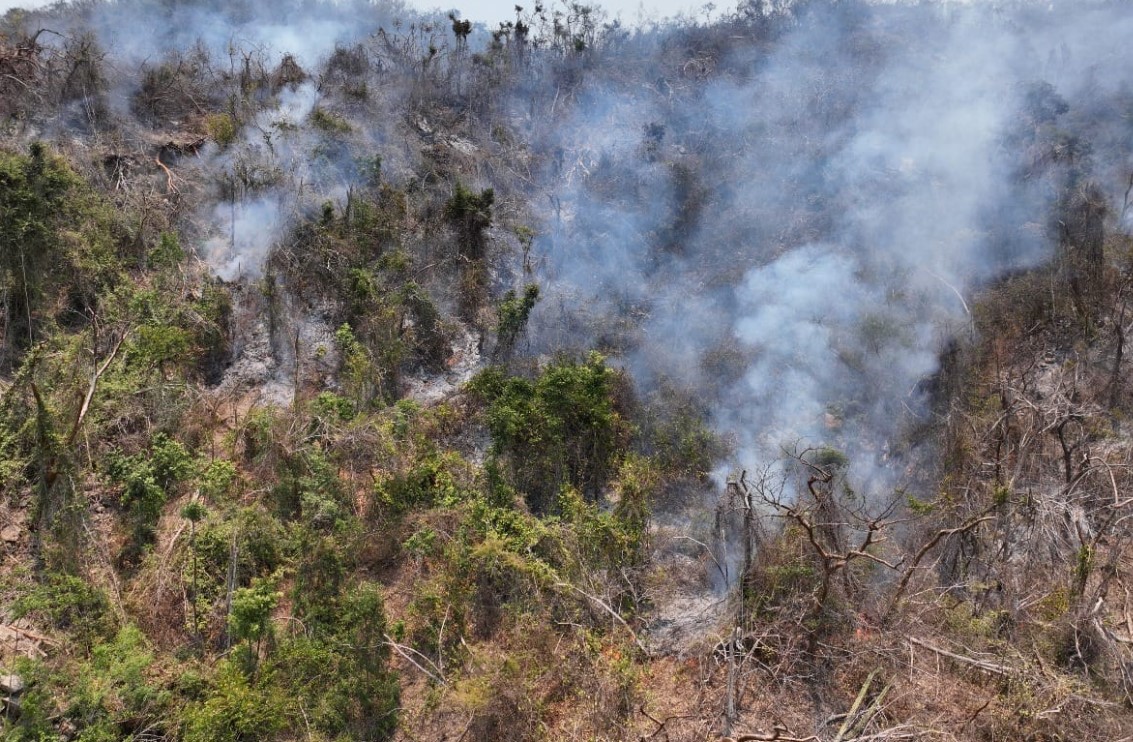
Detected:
left=3, top=0, right=1133, bottom=739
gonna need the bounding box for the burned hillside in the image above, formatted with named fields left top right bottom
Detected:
left=3, top=0, right=1133, bottom=740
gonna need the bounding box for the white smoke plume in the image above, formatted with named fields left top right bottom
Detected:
left=10, top=0, right=1133, bottom=497
left=519, top=0, right=1133, bottom=492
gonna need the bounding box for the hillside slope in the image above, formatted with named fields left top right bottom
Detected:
left=2, top=1, right=1133, bottom=740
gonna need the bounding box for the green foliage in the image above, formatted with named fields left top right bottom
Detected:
left=199, top=458, right=238, bottom=499
left=12, top=573, right=114, bottom=648
left=229, top=576, right=281, bottom=646
left=267, top=446, right=350, bottom=529
left=149, top=232, right=185, bottom=268
left=905, top=493, right=935, bottom=514
left=310, top=107, right=352, bottom=134
left=640, top=391, right=725, bottom=480
left=271, top=582, right=399, bottom=739
left=228, top=575, right=282, bottom=676
left=810, top=446, right=849, bottom=471
left=119, top=276, right=229, bottom=382
left=151, top=433, right=196, bottom=485
left=205, top=112, right=239, bottom=147
left=182, top=661, right=285, bottom=742
left=404, top=526, right=439, bottom=558
left=181, top=501, right=207, bottom=523
left=190, top=279, right=233, bottom=381
left=335, top=321, right=401, bottom=406
left=373, top=446, right=477, bottom=516
left=290, top=533, right=345, bottom=628
left=468, top=353, right=631, bottom=512
left=0, top=143, right=121, bottom=364
left=449, top=12, right=473, bottom=40
left=445, top=181, right=494, bottom=259
left=108, top=433, right=193, bottom=547
left=193, top=507, right=285, bottom=600
left=0, top=435, right=21, bottom=489
left=3, top=626, right=169, bottom=741
left=132, top=323, right=193, bottom=369
left=357, top=154, right=382, bottom=186
left=401, top=281, right=449, bottom=370
left=556, top=458, right=654, bottom=579
left=311, top=390, right=356, bottom=423
left=72, top=626, right=168, bottom=737
left=495, top=283, right=540, bottom=358
left=745, top=552, right=819, bottom=621
left=185, top=577, right=397, bottom=741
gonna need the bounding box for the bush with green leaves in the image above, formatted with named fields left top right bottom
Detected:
left=495, top=283, right=539, bottom=358
left=270, top=582, right=399, bottom=739
left=373, top=445, right=478, bottom=516
left=3, top=626, right=171, bottom=741
left=401, top=281, right=450, bottom=370
left=267, top=446, right=352, bottom=530
left=190, top=507, right=286, bottom=638
left=107, top=433, right=194, bottom=549
left=12, top=573, right=114, bottom=650
left=229, top=574, right=282, bottom=675
left=0, top=143, right=122, bottom=369
left=468, top=353, right=632, bottom=512
left=198, top=458, right=238, bottom=499
left=335, top=321, right=402, bottom=407
left=638, top=385, right=727, bottom=482
left=182, top=660, right=285, bottom=742
left=445, top=182, right=494, bottom=260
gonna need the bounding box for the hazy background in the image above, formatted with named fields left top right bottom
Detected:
left=0, top=0, right=722, bottom=24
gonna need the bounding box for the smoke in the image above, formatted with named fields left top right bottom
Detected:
left=520, top=0, right=1133, bottom=493
left=201, top=82, right=323, bottom=281
left=204, top=196, right=287, bottom=282
left=11, top=0, right=1133, bottom=497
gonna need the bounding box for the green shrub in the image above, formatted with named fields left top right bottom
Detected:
left=311, top=391, right=356, bottom=423
left=199, top=458, right=237, bottom=499
left=290, top=533, right=345, bottom=628
left=149, top=232, right=185, bottom=268
left=182, top=661, right=285, bottom=742
left=335, top=321, right=402, bottom=406
left=271, top=582, right=399, bottom=739
left=205, top=113, right=239, bottom=147
left=402, top=281, right=450, bottom=370
left=193, top=507, right=285, bottom=601
left=373, top=447, right=476, bottom=516
left=12, top=574, right=114, bottom=648
left=310, top=107, right=352, bottom=134
left=495, top=283, right=539, bottom=358
left=108, top=433, right=193, bottom=548
left=64, top=626, right=169, bottom=737
left=468, top=353, right=631, bottom=512
left=0, top=143, right=121, bottom=364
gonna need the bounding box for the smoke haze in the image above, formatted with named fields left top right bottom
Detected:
left=8, top=0, right=1133, bottom=497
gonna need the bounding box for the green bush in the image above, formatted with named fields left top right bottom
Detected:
left=373, top=447, right=477, bottom=516
left=108, top=433, right=194, bottom=548
left=310, top=107, right=352, bottom=134
left=0, top=143, right=122, bottom=365
left=68, top=626, right=169, bottom=737
left=12, top=574, right=114, bottom=649
left=192, top=507, right=286, bottom=611
left=495, top=283, right=540, bottom=358
left=199, top=458, right=238, bottom=499
left=182, top=661, right=285, bottom=742
left=271, top=582, right=399, bottom=739
left=468, top=353, right=631, bottom=512
left=445, top=182, right=494, bottom=260
left=205, top=113, right=239, bottom=147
